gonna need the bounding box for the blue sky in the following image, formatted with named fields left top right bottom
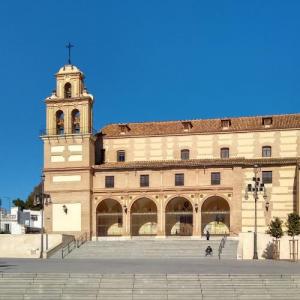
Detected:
left=0, top=1, right=299, bottom=208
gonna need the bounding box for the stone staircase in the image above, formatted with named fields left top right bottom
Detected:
left=0, top=273, right=299, bottom=299
left=63, top=239, right=238, bottom=259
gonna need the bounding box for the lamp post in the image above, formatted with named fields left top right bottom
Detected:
left=245, top=165, right=268, bottom=260
left=34, top=173, right=51, bottom=258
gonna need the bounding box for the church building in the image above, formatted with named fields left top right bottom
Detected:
left=42, top=64, right=300, bottom=240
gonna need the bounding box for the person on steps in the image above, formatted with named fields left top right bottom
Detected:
left=205, top=245, right=213, bottom=256
left=206, top=230, right=210, bottom=241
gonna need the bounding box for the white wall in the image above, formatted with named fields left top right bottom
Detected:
left=238, top=232, right=299, bottom=260
left=0, top=234, right=62, bottom=258
left=52, top=203, right=81, bottom=232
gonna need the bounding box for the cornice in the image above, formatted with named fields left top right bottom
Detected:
left=45, top=96, right=93, bottom=104
left=93, top=157, right=300, bottom=171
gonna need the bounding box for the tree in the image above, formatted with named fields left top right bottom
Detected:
left=286, top=213, right=300, bottom=261
left=25, top=183, right=43, bottom=211
left=12, top=198, right=26, bottom=210
left=12, top=183, right=43, bottom=211
left=266, top=217, right=283, bottom=240
left=266, top=217, right=284, bottom=259
left=286, top=213, right=300, bottom=240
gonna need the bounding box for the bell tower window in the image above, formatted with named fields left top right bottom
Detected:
left=64, top=82, right=72, bottom=98
left=72, top=109, right=80, bottom=133
left=56, top=110, right=64, bottom=135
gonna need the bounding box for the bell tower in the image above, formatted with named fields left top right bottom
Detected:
left=46, top=64, right=93, bottom=136
left=42, top=63, right=95, bottom=237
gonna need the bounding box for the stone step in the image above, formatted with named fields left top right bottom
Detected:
left=0, top=273, right=299, bottom=300
left=61, top=240, right=238, bottom=259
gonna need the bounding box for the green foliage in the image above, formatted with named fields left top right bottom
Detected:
left=266, top=217, right=284, bottom=240
left=286, top=213, right=300, bottom=240
left=12, top=183, right=43, bottom=211
left=12, top=198, right=26, bottom=210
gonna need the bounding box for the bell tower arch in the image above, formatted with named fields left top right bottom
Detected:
left=42, top=63, right=95, bottom=237
left=46, top=65, right=93, bottom=136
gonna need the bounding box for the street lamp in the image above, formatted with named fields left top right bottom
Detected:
left=245, top=165, right=268, bottom=260
left=34, top=173, right=51, bottom=258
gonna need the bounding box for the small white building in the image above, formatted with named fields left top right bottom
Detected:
left=0, top=207, right=42, bottom=234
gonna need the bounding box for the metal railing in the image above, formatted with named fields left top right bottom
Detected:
left=61, top=232, right=89, bottom=259
left=218, top=234, right=227, bottom=260
left=76, top=232, right=88, bottom=248
left=61, top=238, right=76, bottom=259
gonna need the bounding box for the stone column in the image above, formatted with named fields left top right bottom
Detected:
left=122, top=199, right=131, bottom=236
left=193, top=195, right=201, bottom=237
left=231, top=167, right=243, bottom=235
left=157, top=195, right=165, bottom=237
left=91, top=199, right=97, bottom=240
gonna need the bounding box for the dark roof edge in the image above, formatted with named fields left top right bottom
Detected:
left=93, top=157, right=299, bottom=171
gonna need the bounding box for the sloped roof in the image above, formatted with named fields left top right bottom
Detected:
left=93, top=157, right=299, bottom=171
left=100, top=114, right=300, bottom=137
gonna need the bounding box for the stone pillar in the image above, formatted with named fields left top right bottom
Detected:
left=231, top=167, right=243, bottom=235
left=123, top=199, right=131, bottom=236
left=157, top=196, right=165, bottom=237
left=91, top=200, right=97, bottom=239
left=193, top=195, right=201, bottom=237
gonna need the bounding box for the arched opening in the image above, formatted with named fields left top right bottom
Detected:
left=165, top=197, right=193, bottom=236
left=131, top=198, right=157, bottom=236
left=56, top=110, right=64, bottom=135
left=201, top=196, right=230, bottom=235
left=96, top=199, right=122, bottom=236
left=71, top=109, right=80, bottom=133
left=64, top=82, right=72, bottom=98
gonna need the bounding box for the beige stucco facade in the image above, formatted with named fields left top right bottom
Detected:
left=42, top=64, right=300, bottom=241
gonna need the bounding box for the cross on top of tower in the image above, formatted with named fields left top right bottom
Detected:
left=66, top=42, right=74, bottom=65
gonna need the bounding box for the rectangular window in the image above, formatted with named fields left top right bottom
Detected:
left=262, top=117, right=272, bottom=126
left=181, top=149, right=190, bottom=160
left=221, top=119, right=231, bottom=128
left=140, top=175, right=149, bottom=187
left=262, top=171, right=272, bottom=184
left=262, top=146, right=272, bottom=157
left=105, top=176, right=114, bottom=188
left=175, top=173, right=184, bottom=186
left=211, top=172, right=221, bottom=185
left=220, top=148, right=229, bottom=158
left=117, top=150, right=125, bottom=162
left=31, top=215, right=38, bottom=221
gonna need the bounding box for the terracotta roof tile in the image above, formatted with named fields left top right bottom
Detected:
left=93, top=157, right=299, bottom=171
left=100, top=114, right=300, bottom=137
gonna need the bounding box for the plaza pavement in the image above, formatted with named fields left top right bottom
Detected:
left=0, top=258, right=299, bottom=274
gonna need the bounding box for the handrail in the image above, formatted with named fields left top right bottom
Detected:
left=61, top=238, right=76, bottom=259
left=218, top=234, right=227, bottom=260
left=61, top=232, right=89, bottom=259
left=76, top=232, right=88, bottom=248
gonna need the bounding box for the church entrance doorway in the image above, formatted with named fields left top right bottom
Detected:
left=165, top=197, right=193, bottom=236
left=96, top=199, right=123, bottom=236
left=131, top=198, right=157, bottom=236
left=201, top=196, right=230, bottom=235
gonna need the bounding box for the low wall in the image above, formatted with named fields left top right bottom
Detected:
left=0, top=234, right=63, bottom=258
left=238, top=232, right=299, bottom=260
